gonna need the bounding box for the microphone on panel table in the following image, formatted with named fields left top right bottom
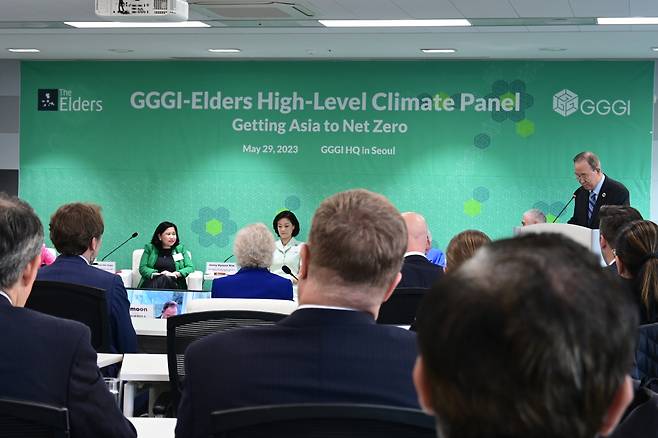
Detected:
left=223, top=254, right=234, bottom=263
left=281, top=265, right=298, bottom=281
left=100, top=232, right=139, bottom=261
left=552, top=193, right=577, bottom=223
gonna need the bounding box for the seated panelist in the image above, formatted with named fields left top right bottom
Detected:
left=271, top=210, right=303, bottom=283
left=211, top=223, right=293, bottom=300
left=139, top=221, right=194, bottom=290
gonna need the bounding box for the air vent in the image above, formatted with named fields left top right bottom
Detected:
left=189, top=1, right=314, bottom=19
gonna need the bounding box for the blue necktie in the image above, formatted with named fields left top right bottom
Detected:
left=588, top=191, right=597, bottom=222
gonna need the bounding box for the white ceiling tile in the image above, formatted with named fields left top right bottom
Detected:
left=303, top=0, right=354, bottom=18
left=630, top=0, right=658, bottom=16
left=508, top=0, right=574, bottom=18
left=331, top=0, right=410, bottom=19
left=391, top=0, right=463, bottom=19
left=569, top=0, right=629, bottom=17
left=450, top=0, right=519, bottom=18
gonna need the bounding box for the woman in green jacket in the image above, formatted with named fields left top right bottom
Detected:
left=138, top=221, right=195, bottom=289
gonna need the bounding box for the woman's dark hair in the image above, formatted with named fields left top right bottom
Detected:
left=272, top=210, right=300, bottom=237
left=615, top=220, right=658, bottom=314
left=150, top=221, right=180, bottom=249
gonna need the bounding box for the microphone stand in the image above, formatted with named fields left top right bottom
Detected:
left=552, top=194, right=576, bottom=223
left=101, top=233, right=139, bottom=261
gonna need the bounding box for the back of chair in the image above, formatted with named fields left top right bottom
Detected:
left=377, top=287, right=427, bottom=325
left=167, top=310, right=287, bottom=412
left=632, top=322, right=658, bottom=381
left=0, top=398, right=69, bottom=438
left=211, top=403, right=436, bottom=438
left=26, top=281, right=110, bottom=352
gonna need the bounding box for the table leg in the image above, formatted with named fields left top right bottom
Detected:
left=123, top=382, right=135, bottom=416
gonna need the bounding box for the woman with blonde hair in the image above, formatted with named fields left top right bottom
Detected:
left=615, top=220, right=658, bottom=324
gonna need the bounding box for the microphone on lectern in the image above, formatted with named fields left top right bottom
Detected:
left=281, top=265, right=298, bottom=281
left=552, top=193, right=577, bottom=223
left=100, top=232, right=139, bottom=261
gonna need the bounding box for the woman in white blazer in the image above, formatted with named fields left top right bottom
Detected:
left=271, top=210, right=303, bottom=284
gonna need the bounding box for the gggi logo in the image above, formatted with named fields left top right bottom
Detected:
left=553, top=89, right=630, bottom=117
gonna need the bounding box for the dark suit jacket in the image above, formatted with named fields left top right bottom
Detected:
left=175, top=308, right=419, bottom=438
left=37, top=256, right=137, bottom=355
left=605, top=261, right=619, bottom=274
left=0, top=298, right=136, bottom=438
left=398, top=254, right=444, bottom=289
left=568, top=174, right=629, bottom=229
left=211, top=267, right=293, bottom=300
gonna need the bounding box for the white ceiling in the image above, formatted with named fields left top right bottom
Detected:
left=2, top=0, right=658, bottom=60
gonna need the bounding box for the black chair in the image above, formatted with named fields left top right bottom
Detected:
left=632, top=322, right=658, bottom=382
left=26, top=280, right=110, bottom=352
left=211, top=403, right=436, bottom=438
left=166, top=310, right=287, bottom=414
left=0, top=398, right=69, bottom=438
left=377, top=287, right=427, bottom=325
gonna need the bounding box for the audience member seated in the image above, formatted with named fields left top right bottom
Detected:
left=599, top=205, right=643, bottom=273
left=521, top=208, right=546, bottom=226
left=615, top=220, right=658, bottom=324
left=445, top=229, right=491, bottom=272
left=413, top=233, right=638, bottom=438
left=176, top=189, right=419, bottom=438
left=37, top=203, right=137, bottom=357
left=397, top=212, right=443, bottom=289
left=211, top=223, right=293, bottom=300
left=0, top=193, right=136, bottom=438
left=271, top=210, right=304, bottom=283
left=139, top=221, right=195, bottom=289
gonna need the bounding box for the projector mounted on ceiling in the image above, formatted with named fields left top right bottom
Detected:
left=95, top=0, right=189, bottom=21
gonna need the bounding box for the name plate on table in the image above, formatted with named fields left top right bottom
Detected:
left=93, top=261, right=116, bottom=274
left=130, top=304, right=154, bottom=318
left=206, top=262, right=238, bottom=277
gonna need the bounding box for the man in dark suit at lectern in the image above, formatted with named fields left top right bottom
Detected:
left=0, top=193, right=136, bottom=438
left=567, top=151, right=629, bottom=229
left=175, top=189, right=419, bottom=438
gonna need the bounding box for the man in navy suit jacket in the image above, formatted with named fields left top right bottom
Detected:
left=211, top=223, right=293, bottom=300
left=36, top=203, right=137, bottom=356
left=568, top=151, right=630, bottom=229
left=176, top=190, right=419, bottom=438
left=0, top=194, right=136, bottom=438
left=398, top=212, right=443, bottom=289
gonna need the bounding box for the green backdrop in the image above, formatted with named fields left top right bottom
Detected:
left=19, top=60, right=654, bottom=271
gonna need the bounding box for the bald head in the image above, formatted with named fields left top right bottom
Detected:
left=402, top=212, right=431, bottom=254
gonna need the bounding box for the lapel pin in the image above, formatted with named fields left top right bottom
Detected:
left=601, top=192, right=606, bottom=198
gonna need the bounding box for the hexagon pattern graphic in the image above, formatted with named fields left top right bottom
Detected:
left=532, top=200, right=568, bottom=223
left=464, top=198, right=482, bottom=217
left=284, top=195, right=301, bottom=211
left=473, top=187, right=490, bottom=203
left=191, top=207, right=237, bottom=248
left=515, top=119, right=535, bottom=138
left=473, top=133, right=491, bottom=149
left=486, top=79, right=534, bottom=123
